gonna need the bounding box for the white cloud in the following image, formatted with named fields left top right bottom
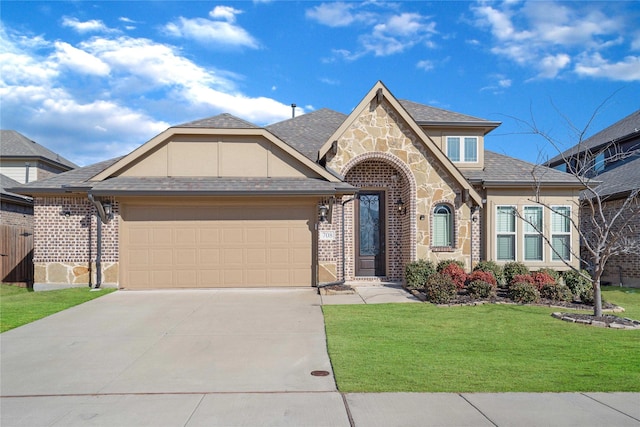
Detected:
left=575, top=53, right=640, bottom=81
left=53, top=41, right=110, bottom=76
left=416, top=60, right=434, bottom=71
left=164, top=7, right=259, bottom=49
left=61, top=16, right=114, bottom=34
left=306, top=2, right=357, bottom=27
left=470, top=1, right=634, bottom=81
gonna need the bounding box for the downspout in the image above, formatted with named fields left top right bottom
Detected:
left=317, top=194, right=358, bottom=288
left=88, top=194, right=108, bottom=289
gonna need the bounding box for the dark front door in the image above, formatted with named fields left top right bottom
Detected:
left=355, top=191, right=385, bottom=276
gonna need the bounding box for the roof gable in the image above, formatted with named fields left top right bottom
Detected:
left=0, top=130, right=77, bottom=170
left=318, top=81, right=483, bottom=205
left=399, top=100, right=500, bottom=130
left=176, top=113, right=260, bottom=129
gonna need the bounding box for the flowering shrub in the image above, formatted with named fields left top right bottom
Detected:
left=423, top=273, right=457, bottom=304
left=531, top=271, right=557, bottom=290
left=509, top=282, right=540, bottom=304
left=510, top=274, right=534, bottom=287
left=467, top=270, right=497, bottom=286
left=467, top=280, right=497, bottom=299
left=540, top=283, right=572, bottom=302
left=440, top=263, right=467, bottom=290
left=473, top=260, right=504, bottom=285
left=436, top=259, right=465, bottom=272
left=537, top=268, right=560, bottom=282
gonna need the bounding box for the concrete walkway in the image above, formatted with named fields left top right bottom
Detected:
left=1, top=287, right=639, bottom=426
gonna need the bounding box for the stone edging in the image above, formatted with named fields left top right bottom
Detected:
left=551, top=312, right=640, bottom=330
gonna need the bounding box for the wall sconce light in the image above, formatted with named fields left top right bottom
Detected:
left=472, top=216, right=478, bottom=223
left=395, top=198, right=406, bottom=215
left=102, top=202, right=113, bottom=220
left=61, top=210, right=71, bottom=217
left=318, top=204, right=329, bottom=223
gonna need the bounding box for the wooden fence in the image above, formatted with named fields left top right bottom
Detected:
left=0, top=224, right=34, bottom=285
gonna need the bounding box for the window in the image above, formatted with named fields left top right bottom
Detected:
left=447, top=137, right=478, bottom=162
left=551, top=206, right=571, bottom=261
left=496, top=206, right=515, bottom=260
left=594, top=152, right=605, bottom=174
left=433, top=204, right=453, bottom=247
left=523, top=206, right=543, bottom=261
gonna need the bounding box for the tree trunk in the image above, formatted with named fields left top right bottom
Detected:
left=593, top=278, right=603, bottom=317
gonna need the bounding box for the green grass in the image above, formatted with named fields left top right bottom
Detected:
left=0, top=284, right=116, bottom=333
left=323, top=286, right=640, bottom=393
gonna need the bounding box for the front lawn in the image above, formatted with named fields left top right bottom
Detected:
left=323, top=286, right=640, bottom=392
left=0, top=284, right=116, bottom=333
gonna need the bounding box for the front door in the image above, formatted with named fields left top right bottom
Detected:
left=355, top=191, right=385, bottom=276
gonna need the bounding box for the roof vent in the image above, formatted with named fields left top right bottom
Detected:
left=291, top=103, right=297, bottom=118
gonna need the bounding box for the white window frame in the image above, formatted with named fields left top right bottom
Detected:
left=496, top=205, right=516, bottom=261
left=523, top=206, right=543, bottom=262
left=446, top=136, right=478, bottom=163
left=551, top=205, right=572, bottom=261
left=432, top=203, right=454, bottom=248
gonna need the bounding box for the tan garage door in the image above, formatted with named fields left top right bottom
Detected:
left=120, top=202, right=314, bottom=289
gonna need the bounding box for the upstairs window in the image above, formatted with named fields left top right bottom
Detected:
left=447, top=137, right=478, bottom=163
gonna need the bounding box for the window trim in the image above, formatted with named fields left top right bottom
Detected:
left=523, top=205, right=543, bottom=262
left=496, top=205, right=516, bottom=261
left=446, top=136, right=479, bottom=163
left=551, top=205, right=572, bottom=261
left=432, top=203, right=454, bottom=249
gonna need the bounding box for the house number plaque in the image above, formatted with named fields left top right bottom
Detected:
left=319, top=230, right=336, bottom=241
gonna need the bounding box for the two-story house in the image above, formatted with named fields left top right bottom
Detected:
left=16, top=82, right=584, bottom=289
left=546, top=110, right=640, bottom=287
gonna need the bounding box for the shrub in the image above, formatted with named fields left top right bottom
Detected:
left=439, top=263, right=467, bottom=290
left=473, top=260, right=504, bottom=285
left=436, top=259, right=465, bottom=272
left=509, top=282, right=540, bottom=304
left=467, top=270, right=497, bottom=286
left=423, top=273, right=457, bottom=304
left=540, top=283, right=572, bottom=302
left=579, top=287, right=595, bottom=305
left=503, top=262, right=529, bottom=285
left=537, top=268, right=560, bottom=282
left=405, top=259, right=436, bottom=290
left=531, top=271, right=557, bottom=290
left=467, top=280, right=497, bottom=299
left=563, top=269, right=591, bottom=297
left=510, top=274, right=534, bottom=287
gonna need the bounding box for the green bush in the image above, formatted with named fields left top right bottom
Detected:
left=467, top=280, right=497, bottom=299
left=579, top=287, right=595, bottom=304
left=563, top=269, right=591, bottom=297
left=423, top=273, right=457, bottom=304
left=540, top=283, right=572, bottom=302
left=473, top=260, right=504, bottom=285
left=440, top=263, right=467, bottom=290
left=405, top=259, right=436, bottom=290
left=537, top=268, right=561, bottom=282
left=509, top=281, right=540, bottom=304
left=436, top=259, right=466, bottom=272
left=503, top=262, right=529, bottom=285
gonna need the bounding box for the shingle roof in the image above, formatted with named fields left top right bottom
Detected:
left=0, top=130, right=77, bottom=169
left=175, top=113, right=260, bottom=129
left=89, top=177, right=355, bottom=196
left=463, top=151, right=583, bottom=186
left=586, top=156, right=640, bottom=198
left=1, top=173, right=32, bottom=204
left=267, top=109, right=347, bottom=161
left=547, top=110, right=640, bottom=164
left=399, top=100, right=499, bottom=126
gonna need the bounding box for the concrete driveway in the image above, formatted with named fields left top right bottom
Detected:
left=1, top=289, right=349, bottom=426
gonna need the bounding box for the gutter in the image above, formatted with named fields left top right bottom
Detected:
left=87, top=193, right=110, bottom=289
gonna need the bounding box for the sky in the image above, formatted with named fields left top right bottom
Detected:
left=1, top=1, right=639, bottom=167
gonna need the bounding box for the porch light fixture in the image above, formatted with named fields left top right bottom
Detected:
left=102, top=202, right=113, bottom=220
left=395, top=198, right=406, bottom=216
left=318, top=204, right=329, bottom=223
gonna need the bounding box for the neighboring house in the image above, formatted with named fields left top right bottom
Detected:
left=16, top=82, right=583, bottom=290
left=546, top=110, right=640, bottom=287
left=1, top=130, right=77, bottom=284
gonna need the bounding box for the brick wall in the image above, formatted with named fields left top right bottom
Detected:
left=0, top=201, right=33, bottom=228
left=33, top=196, right=119, bottom=286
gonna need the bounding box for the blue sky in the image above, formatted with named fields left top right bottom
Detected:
left=1, top=1, right=639, bottom=167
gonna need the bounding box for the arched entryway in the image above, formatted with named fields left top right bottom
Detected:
left=341, top=153, right=416, bottom=282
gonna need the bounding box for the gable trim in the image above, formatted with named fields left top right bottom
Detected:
left=91, top=127, right=340, bottom=183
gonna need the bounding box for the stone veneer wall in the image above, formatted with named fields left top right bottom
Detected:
left=33, top=196, right=119, bottom=287
left=325, top=98, right=473, bottom=279
left=590, top=198, right=640, bottom=287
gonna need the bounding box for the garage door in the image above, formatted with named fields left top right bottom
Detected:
left=120, top=202, right=314, bottom=289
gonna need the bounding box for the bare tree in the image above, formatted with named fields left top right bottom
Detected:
left=510, top=102, right=640, bottom=317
